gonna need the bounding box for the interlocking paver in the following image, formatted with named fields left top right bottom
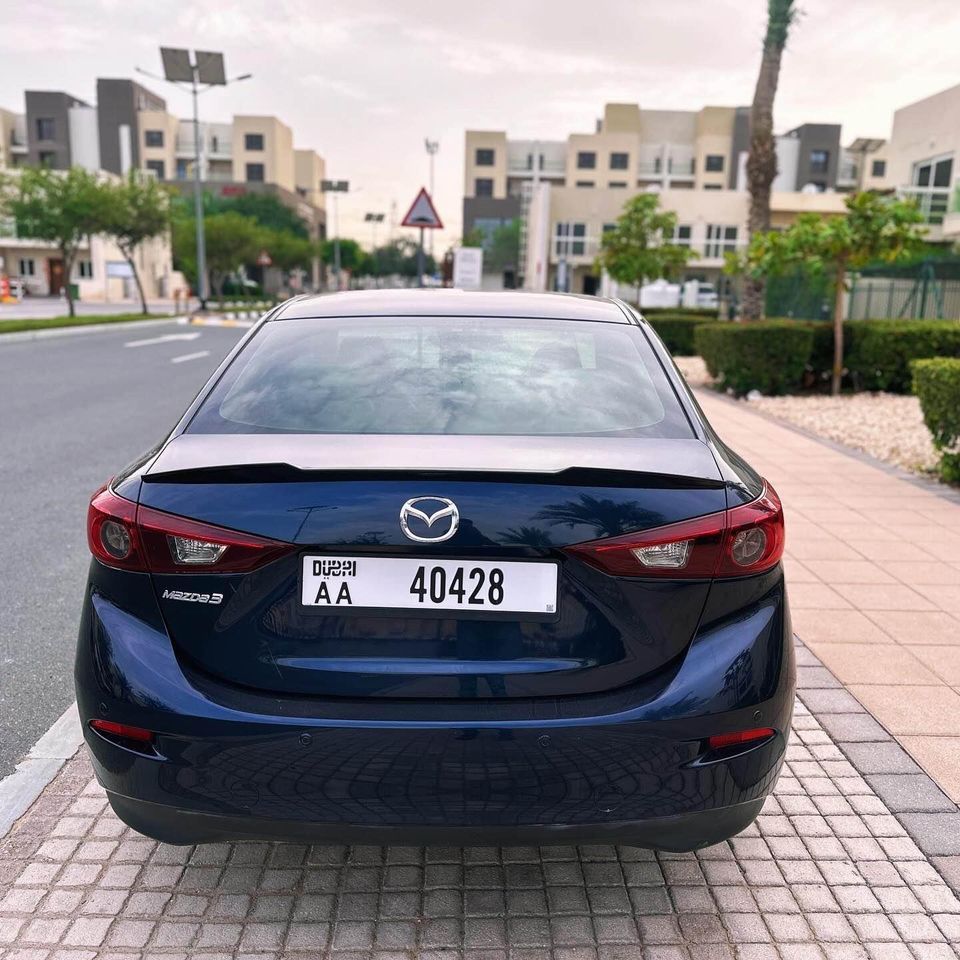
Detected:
left=2, top=702, right=960, bottom=959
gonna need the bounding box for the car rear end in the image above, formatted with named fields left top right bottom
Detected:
left=75, top=297, right=793, bottom=849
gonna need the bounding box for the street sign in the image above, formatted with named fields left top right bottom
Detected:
left=401, top=188, right=443, bottom=230
left=453, top=247, right=483, bottom=290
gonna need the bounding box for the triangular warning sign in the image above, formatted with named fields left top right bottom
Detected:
left=401, top=188, right=443, bottom=229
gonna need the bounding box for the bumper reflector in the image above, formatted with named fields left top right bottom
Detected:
left=707, top=728, right=775, bottom=751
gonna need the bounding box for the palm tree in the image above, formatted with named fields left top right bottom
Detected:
left=741, top=0, right=798, bottom=321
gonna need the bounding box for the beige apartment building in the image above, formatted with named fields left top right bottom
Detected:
left=465, top=102, right=848, bottom=295
left=0, top=77, right=329, bottom=296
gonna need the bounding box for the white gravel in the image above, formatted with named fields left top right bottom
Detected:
left=674, top=356, right=939, bottom=474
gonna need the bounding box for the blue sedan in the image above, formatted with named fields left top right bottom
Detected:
left=75, top=290, right=793, bottom=850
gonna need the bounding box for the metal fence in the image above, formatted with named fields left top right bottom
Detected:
left=847, top=276, right=960, bottom=320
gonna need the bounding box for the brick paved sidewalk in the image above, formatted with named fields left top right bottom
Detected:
left=697, top=391, right=960, bottom=805
left=2, top=686, right=959, bottom=960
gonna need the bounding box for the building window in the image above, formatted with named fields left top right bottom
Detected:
left=144, top=129, right=164, bottom=148
left=602, top=223, right=617, bottom=233
left=145, top=159, right=165, bottom=179
left=871, top=159, right=886, bottom=178
left=703, top=183, right=722, bottom=190
left=38, top=151, right=56, bottom=167
left=18, top=258, right=35, bottom=276
left=176, top=158, right=190, bottom=180
left=244, top=133, right=264, bottom=151
left=77, top=260, right=93, bottom=279
left=705, top=154, right=725, bottom=172
left=555, top=222, right=586, bottom=257
left=673, top=225, right=692, bottom=247
left=475, top=148, right=495, bottom=166
left=35, top=117, right=55, bottom=140
left=608, top=181, right=627, bottom=188
left=474, top=178, right=494, bottom=197
left=246, top=162, right=265, bottom=182
left=705, top=224, right=738, bottom=258
left=472, top=217, right=508, bottom=249
left=914, top=156, right=953, bottom=188
left=610, top=152, right=629, bottom=170
left=575, top=180, right=594, bottom=188
left=576, top=151, right=596, bottom=169
left=809, top=149, right=830, bottom=174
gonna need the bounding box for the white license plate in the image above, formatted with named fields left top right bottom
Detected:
left=301, top=555, right=559, bottom=614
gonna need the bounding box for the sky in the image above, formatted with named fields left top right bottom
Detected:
left=4, top=0, right=960, bottom=250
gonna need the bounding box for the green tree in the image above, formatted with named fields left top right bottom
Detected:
left=739, top=192, right=926, bottom=395
left=172, top=211, right=261, bottom=301
left=594, top=193, right=691, bottom=301
left=259, top=228, right=318, bottom=272
left=363, top=238, right=436, bottom=278
left=100, top=172, right=171, bottom=315
left=462, top=227, right=484, bottom=248
left=321, top=237, right=369, bottom=276
left=743, top=0, right=799, bottom=321
left=208, top=191, right=309, bottom=239
left=0, top=167, right=109, bottom=317
left=487, top=219, right=521, bottom=273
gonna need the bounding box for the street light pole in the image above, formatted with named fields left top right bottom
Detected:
left=144, top=50, right=250, bottom=313
left=190, top=73, right=207, bottom=310
left=321, top=180, right=350, bottom=291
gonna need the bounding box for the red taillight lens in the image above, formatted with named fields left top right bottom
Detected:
left=87, top=484, right=293, bottom=574
left=90, top=719, right=155, bottom=743
left=707, top=728, right=775, bottom=750
left=564, top=481, right=784, bottom=579
left=88, top=485, right=144, bottom=571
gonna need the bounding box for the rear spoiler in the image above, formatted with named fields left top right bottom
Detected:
left=144, top=435, right=724, bottom=487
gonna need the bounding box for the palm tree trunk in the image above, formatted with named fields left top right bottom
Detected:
left=61, top=245, right=76, bottom=318
left=831, top=263, right=846, bottom=397
left=743, top=0, right=796, bottom=321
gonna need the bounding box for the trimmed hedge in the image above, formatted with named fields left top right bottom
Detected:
left=847, top=321, right=960, bottom=393
left=647, top=314, right=719, bottom=355
left=912, top=358, right=960, bottom=483
left=694, top=321, right=815, bottom=396
left=641, top=306, right=719, bottom=318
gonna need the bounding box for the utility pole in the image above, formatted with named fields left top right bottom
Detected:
left=364, top=212, right=385, bottom=285
left=144, top=49, right=251, bottom=312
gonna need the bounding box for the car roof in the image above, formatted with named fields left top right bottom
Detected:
left=274, top=289, right=633, bottom=323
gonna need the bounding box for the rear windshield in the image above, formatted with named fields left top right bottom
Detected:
left=187, top=315, right=693, bottom=438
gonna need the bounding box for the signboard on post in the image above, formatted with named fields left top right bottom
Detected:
left=401, top=188, right=443, bottom=287
left=453, top=247, right=483, bottom=290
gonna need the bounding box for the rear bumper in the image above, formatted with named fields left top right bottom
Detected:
left=107, top=791, right=766, bottom=851
left=76, top=573, right=794, bottom=849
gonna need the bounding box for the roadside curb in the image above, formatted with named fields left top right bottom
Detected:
left=0, top=317, right=186, bottom=345
left=178, top=315, right=256, bottom=328
left=0, top=703, right=83, bottom=839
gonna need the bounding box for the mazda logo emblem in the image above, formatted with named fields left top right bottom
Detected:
left=399, top=497, right=460, bottom=543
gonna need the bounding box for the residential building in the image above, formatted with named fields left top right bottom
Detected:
left=0, top=107, right=27, bottom=169
left=885, top=83, right=960, bottom=241
left=464, top=102, right=852, bottom=295
left=1, top=78, right=330, bottom=296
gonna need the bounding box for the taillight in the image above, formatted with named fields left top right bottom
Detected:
left=564, top=481, right=784, bottom=579
left=88, top=486, right=144, bottom=571
left=707, top=728, right=775, bottom=750
left=87, top=484, right=293, bottom=573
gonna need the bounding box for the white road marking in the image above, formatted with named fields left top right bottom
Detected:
left=170, top=350, right=211, bottom=364
left=124, top=332, right=202, bottom=348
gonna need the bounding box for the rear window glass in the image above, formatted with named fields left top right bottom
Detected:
left=187, top=316, right=693, bottom=438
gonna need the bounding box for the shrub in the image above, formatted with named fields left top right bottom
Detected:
left=694, top=321, right=814, bottom=396
left=646, top=314, right=718, bottom=355
left=912, top=358, right=960, bottom=483
left=847, top=320, right=960, bottom=393
left=641, top=306, right=719, bottom=318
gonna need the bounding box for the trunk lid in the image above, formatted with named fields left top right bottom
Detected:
left=141, top=434, right=725, bottom=699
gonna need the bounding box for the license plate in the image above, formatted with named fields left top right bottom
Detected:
left=301, top=555, right=559, bottom=614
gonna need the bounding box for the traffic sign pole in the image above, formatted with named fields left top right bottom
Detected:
left=417, top=228, right=425, bottom=287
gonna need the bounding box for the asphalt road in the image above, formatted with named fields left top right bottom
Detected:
left=0, top=321, right=247, bottom=778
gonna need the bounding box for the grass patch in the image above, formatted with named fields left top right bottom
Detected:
left=0, top=312, right=175, bottom=335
